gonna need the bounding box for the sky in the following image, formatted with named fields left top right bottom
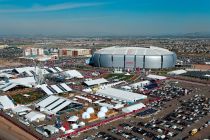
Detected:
left=0, top=0, right=210, bottom=36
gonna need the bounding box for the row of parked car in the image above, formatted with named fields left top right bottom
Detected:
left=148, top=84, right=191, bottom=108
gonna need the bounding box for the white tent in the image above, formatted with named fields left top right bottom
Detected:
left=122, top=103, right=146, bottom=113
left=0, top=95, right=15, bottom=110
left=12, top=105, right=32, bottom=114
left=25, top=111, right=46, bottom=122
left=67, top=116, right=79, bottom=122
left=64, top=70, right=84, bottom=79
left=86, top=107, right=94, bottom=114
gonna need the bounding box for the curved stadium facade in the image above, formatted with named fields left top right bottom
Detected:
left=92, top=46, right=176, bottom=69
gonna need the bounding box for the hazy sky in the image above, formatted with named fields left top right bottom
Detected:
left=0, top=0, right=210, bottom=36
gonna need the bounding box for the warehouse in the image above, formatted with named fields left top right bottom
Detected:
left=35, top=95, right=83, bottom=115
left=91, top=46, right=176, bottom=69
left=96, top=87, right=147, bottom=103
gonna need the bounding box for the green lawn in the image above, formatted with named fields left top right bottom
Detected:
left=105, top=73, right=134, bottom=81
left=11, top=91, right=45, bottom=104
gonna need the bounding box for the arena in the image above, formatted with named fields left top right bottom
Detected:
left=91, top=46, right=176, bottom=69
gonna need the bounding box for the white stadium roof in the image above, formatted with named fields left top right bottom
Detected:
left=95, top=46, right=173, bottom=56
left=96, top=87, right=147, bottom=102
left=84, top=78, right=108, bottom=86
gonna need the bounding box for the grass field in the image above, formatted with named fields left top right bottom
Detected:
left=11, top=91, right=45, bottom=104
left=105, top=73, right=134, bottom=81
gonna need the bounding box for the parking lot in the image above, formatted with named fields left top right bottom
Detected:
left=76, top=80, right=210, bottom=140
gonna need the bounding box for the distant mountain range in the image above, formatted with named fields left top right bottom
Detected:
left=0, top=32, right=210, bottom=39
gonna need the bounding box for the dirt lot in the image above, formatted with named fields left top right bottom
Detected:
left=0, top=59, right=23, bottom=68
left=0, top=116, right=37, bottom=140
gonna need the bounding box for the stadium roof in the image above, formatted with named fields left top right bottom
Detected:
left=96, top=87, right=147, bottom=102
left=95, top=46, right=174, bottom=56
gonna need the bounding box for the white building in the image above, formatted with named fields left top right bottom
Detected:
left=25, top=111, right=46, bottom=122
left=130, top=80, right=151, bottom=89
left=35, top=95, right=82, bottom=115
left=84, top=78, right=108, bottom=87
left=146, top=74, right=167, bottom=80
left=12, top=105, right=32, bottom=114
left=122, top=103, right=146, bottom=113
left=0, top=77, right=36, bottom=92
left=96, top=87, right=147, bottom=103
left=64, top=70, right=84, bottom=79
left=0, top=95, right=15, bottom=110
left=38, top=83, right=72, bottom=95
left=167, top=69, right=187, bottom=76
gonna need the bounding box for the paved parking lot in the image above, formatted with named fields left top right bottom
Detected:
left=75, top=80, right=210, bottom=140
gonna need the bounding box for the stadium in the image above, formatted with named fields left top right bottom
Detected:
left=91, top=46, right=176, bottom=69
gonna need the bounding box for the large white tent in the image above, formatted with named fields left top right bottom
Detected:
left=96, top=87, right=147, bottom=103
left=0, top=95, right=15, bottom=110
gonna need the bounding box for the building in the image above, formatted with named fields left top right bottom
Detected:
left=146, top=74, right=167, bottom=80
left=84, top=78, right=108, bottom=87
left=95, top=87, right=147, bottom=103
left=167, top=69, right=187, bottom=76
left=25, top=111, right=46, bottom=122
left=91, top=46, right=176, bottom=69
left=35, top=95, right=83, bottom=115
left=64, top=70, right=84, bottom=79
left=122, top=103, right=146, bottom=113
left=58, top=48, right=91, bottom=57
left=24, top=48, right=44, bottom=57
left=0, top=77, right=36, bottom=92
left=0, top=95, right=15, bottom=110
left=130, top=80, right=151, bottom=89
left=12, top=106, right=32, bottom=115
left=38, top=83, right=72, bottom=95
